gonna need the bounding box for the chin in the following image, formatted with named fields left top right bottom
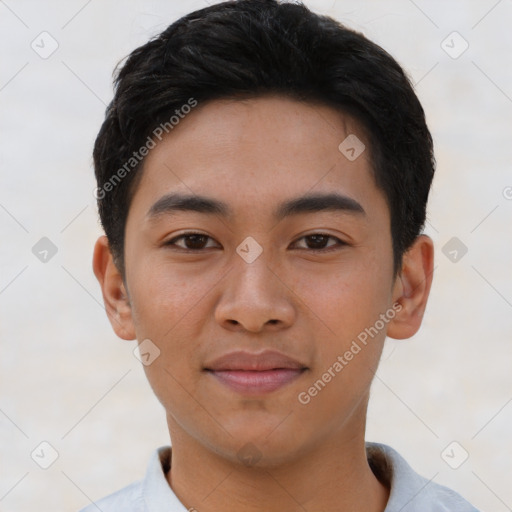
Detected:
left=213, top=421, right=310, bottom=468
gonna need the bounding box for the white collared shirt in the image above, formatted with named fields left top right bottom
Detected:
left=79, top=442, right=480, bottom=511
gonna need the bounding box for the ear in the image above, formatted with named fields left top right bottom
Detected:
left=92, top=235, right=136, bottom=340
left=386, top=235, right=434, bottom=340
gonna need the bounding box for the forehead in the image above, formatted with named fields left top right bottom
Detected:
left=128, top=95, right=387, bottom=224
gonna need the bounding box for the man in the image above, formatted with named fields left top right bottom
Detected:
left=85, top=0, right=479, bottom=510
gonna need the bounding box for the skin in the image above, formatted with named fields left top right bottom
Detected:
left=94, top=96, right=434, bottom=512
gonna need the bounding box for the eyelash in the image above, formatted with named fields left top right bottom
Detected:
left=164, top=232, right=347, bottom=253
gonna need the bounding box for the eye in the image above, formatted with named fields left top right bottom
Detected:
left=291, top=233, right=346, bottom=252
left=164, top=232, right=346, bottom=252
left=164, top=232, right=220, bottom=251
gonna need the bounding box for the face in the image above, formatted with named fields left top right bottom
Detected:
left=95, top=96, right=432, bottom=467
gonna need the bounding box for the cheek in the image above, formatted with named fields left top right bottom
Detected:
left=128, top=259, right=210, bottom=336
left=127, top=261, right=219, bottom=392
left=293, top=259, right=391, bottom=343
left=129, top=264, right=214, bottom=414
left=290, top=254, right=394, bottom=408
left=291, top=264, right=390, bottom=428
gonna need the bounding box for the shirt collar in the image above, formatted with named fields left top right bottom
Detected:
left=142, top=446, right=187, bottom=511
left=141, top=442, right=470, bottom=512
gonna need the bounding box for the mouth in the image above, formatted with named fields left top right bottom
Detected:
left=207, top=368, right=307, bottom=394
left=204, top=350, right=308, bottom=395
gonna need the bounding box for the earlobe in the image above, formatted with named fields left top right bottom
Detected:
left=92, top=236, right=136, bottom=340
left=387, top=235, right=434, bottom=340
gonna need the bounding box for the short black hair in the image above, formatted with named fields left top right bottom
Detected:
left=93, top=0, right=435, bottom=276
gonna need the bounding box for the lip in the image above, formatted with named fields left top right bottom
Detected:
left=204, top=350, right=308, bottom=395
left=204, top=349, right=307, bottom=372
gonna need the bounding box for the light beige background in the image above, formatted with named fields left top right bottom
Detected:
left=1, top=0, right=511, bottom=510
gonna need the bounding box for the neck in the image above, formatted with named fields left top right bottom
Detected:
left=166, top=420, right=389, bottom=512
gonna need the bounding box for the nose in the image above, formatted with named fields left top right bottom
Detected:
left=214, top=254, right=296, bottom=334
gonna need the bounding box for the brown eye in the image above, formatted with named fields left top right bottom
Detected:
left=304, top=234, right=331, bottom=249
left=165, top=233, right=219, bottom=250
left=292, top=234, right=346, bottom=252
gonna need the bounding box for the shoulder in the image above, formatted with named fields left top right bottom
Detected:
left=78, top=446, right=173, bottom=512
left=78, top=479, right=145, bottom=512
left=366, top=442, right=481, bottom=512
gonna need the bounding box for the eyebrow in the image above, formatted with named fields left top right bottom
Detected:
left=147, top=192, right=366, bottom=221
